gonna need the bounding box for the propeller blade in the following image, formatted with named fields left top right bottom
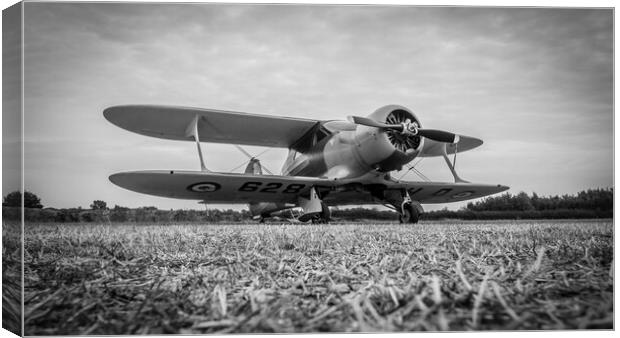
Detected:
left=349, top=115, right=461, bottom=144
left=347, top=116, right=402, bottom=130
left=417, top=129, right=459, bottom=143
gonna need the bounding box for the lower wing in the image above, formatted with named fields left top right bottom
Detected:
left=109, top=170, right=338, bottom=204
left=384, top=180, right=509, bottom=204
left=110, top=170, right=508, bottom=205
left=321, top=180, right=508, bottom=205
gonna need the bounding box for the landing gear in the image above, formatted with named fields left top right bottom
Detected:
left=298, top=187, right=330, bottom=223
left=399, top=202, right=419, bottom=224
left=395, top=189, right=422, bottom=224
left=311, top=202, right=331, bottom=224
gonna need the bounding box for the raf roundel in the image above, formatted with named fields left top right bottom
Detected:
left=452, top=191, right=474, bottom=199
left=188, top=182, right=221, bottom=192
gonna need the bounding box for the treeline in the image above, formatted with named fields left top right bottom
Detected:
left=5, top=206, right=252, bottom=223
left=425, top=188, right=613, bottom=220
left=466, top=189, right=613, bottom=212
left=3, top=188, right=612, bottom=223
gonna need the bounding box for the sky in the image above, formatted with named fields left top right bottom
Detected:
left=3, top=3, right=613, bottom=210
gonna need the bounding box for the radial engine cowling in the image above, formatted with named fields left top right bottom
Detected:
left=353, top=105, right=424, bottom=172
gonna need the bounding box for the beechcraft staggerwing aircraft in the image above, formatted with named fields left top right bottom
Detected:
left=104, top=105, right=509, bottom=223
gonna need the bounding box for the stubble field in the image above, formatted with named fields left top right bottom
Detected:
left=15, top=219, right=613, bottom=334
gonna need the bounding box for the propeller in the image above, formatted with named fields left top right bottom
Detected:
left=348, top=115, right=460, bottom=144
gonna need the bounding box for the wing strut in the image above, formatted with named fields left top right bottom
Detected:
left=441, top=143, right=468, bottom=183
left=185, top=115, right=209, bottom=172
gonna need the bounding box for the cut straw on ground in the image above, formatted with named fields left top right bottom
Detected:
left=16, top=219, right=613, bottom=334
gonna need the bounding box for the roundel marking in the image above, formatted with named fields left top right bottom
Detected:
left=452, top=191, right=474, bottom=199
left=188, top=182, right=221, bottom=192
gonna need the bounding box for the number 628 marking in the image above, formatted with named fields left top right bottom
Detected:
left=238, top=182, right=305, bottom=194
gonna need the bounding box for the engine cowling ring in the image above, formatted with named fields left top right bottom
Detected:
left=353, top=105, right=424, bottom=172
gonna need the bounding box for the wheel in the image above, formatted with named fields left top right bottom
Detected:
left=410, top=207, right=419, bottom=224
left=399, top=202, right=419, bottom=224
left=311, top=202, right=331, bottom=224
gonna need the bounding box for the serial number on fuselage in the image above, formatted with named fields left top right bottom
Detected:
left=238, top=182, right=305, bottom=193
left=187, top=181, right=306, bottom=194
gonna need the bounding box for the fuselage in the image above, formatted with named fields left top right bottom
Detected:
left=281, top=105, right=424, bottom=179
left=249, top=105, right=425, bottom=217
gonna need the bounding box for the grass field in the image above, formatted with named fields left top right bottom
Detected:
left=18, top=220, right=613, bottom=334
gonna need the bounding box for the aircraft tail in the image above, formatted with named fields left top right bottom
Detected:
left=243, top=158, right=290, bottom=219
left=246, top=159, right=266, bottom=217
left=244, top=158, right=263, bottom=175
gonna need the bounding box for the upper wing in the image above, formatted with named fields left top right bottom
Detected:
left=109, top=170, right=338, bottom=204
left=104, top=105, right=319, bottom=149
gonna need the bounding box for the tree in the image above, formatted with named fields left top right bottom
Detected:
left=3, top=191, right=43, bottom=208
left=514, top=192, right=534, bottom=211
left=90, top=200, right=107, bottom=210
left=3, top=191, right=20, bottom=207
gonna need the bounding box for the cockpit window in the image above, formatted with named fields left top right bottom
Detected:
left=290, top=122, right=332, bottom=152
left=314, top=127, right=329, bottom=144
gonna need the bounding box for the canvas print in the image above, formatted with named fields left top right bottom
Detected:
left=2, top=2, right=613, bottom=335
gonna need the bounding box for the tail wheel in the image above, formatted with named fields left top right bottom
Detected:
left=399, top=202, right=419, bottom=224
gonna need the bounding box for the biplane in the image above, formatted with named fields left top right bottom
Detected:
left=104, top=105, right=509, bottom=223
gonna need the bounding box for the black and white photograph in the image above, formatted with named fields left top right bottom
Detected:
left=1, top=1, right=614, bottom=335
